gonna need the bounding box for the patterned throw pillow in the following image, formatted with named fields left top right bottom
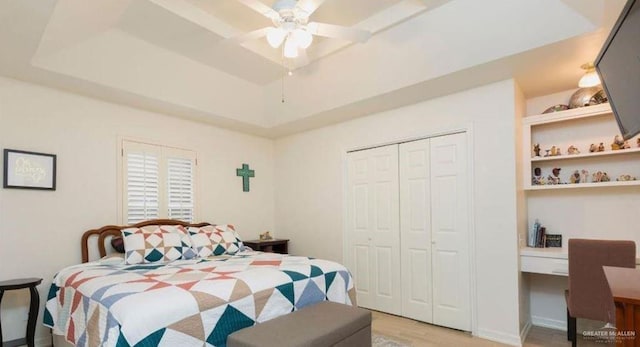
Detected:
left=122, top=225, right=197, bottom=264
left=188, top=224, right=244, bottom=258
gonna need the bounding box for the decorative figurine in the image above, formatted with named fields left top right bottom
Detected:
left=581, top=169, right=589, bottom=183
left=567, top=145, right=580, bottom=155
left=593, top=171, right=603, bottom=182
left=550, top=146, right=559, bottom=156
left=597, top=142, right=605, bottom=152
left=533, top=143, right=541, bottom=157
left=592, top=171, right=611, bottom=183
left=548, top=168, right=562, bottom=185
left=532, top=167, right=544, bottom=185
left=589, top=143, right=598, bottom=153
left=623, top=140, right=631, bottom=149
left=611, top=135, right=625, bottom=150
left=616, top=174, right=637, bottom=181
left=569, top=170, right=581, bottom=184
left=259, top=231, right=273, bottom=240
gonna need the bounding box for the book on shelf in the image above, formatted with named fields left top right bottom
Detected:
left=536, top=227, right=546, bottom=248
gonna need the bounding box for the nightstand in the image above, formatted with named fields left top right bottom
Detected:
left=244, top=239, right=289, bottom=254
left=0, top=277, right=43, bottom=347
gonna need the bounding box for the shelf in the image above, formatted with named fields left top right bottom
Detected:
left=531, top=147, right=640, bottom=162
left=525, top=180, right=640, bottom=190
left=523, top=103, right=612, bottom=126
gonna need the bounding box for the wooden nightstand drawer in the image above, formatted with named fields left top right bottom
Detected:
left=244, top=239, right=289, bottom=254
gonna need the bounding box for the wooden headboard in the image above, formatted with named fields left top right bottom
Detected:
left=81, top=219, right=211, bottom=263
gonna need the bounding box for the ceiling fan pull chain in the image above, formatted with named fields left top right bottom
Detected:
left=281, top=52, right=286, bottom=103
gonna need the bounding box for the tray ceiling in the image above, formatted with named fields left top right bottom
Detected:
left=0, top=0, right=627, bottom=137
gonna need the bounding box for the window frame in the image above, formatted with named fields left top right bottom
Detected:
left=117, top=138, right=198, bottom=224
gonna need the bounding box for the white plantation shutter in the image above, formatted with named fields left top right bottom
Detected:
left=126, top=152, right=160, bottom=223
left=166, top=150, right=195, bottom=222
left=122, top=141, right=196, bottom=224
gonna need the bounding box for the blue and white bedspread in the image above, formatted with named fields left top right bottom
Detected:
left=44, top=251, right=355, bottom=347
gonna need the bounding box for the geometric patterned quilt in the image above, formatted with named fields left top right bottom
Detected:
left=43, top=251, right=355, bottom=347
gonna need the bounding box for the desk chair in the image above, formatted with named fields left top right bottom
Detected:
left=566, top=239, right=636, bottom=346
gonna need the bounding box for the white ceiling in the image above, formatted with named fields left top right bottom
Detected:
left=0, top=0, right=628, bottom=137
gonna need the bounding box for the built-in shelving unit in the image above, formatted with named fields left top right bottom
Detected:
left=522, top=103, right=640, bottom=191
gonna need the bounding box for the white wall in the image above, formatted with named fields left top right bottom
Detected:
left=0, top=76, right=274, bottom=343
left=274, top=80, right=523, bottom=345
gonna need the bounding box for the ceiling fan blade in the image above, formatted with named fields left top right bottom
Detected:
left=296, top=0, right=327, bottom=16
left=224, top=27, right=271, bottom=45
left=235, top=0, right=279, bottom=20
left=307, top=22, right=371, bottom=43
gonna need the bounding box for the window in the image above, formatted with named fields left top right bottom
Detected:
left=122, top=140, right=196, bottom=224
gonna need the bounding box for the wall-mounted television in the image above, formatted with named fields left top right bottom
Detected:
left=595, top=0, right=640, bottom=140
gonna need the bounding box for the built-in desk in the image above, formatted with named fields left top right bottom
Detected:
left=520, top=248, right=640, bottom=276
left=520, top=247, right=569, bottom=276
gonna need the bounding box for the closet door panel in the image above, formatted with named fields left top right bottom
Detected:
left=370, top=145, right=401, bottom=314
left=347, top=151, right=374, bottom=309
left=347, top=145, right=401, bottom=314
left=399, top=139, right=433, bottom=323
left=430, top=133, right=471, bottom=331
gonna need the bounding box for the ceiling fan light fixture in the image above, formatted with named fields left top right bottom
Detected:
left=266, top=27, right=287, bottom=48
left=283, top=36, right=299, bottom=58
left=292, top=28, right=313, bottom=49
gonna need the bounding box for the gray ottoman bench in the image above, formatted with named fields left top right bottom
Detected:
left=227, top=301, right=372, bottom=347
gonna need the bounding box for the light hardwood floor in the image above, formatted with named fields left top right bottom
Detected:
left=371, top=310, right=615, bottom=346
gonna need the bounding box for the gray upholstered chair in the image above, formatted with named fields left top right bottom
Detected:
left=566, top=239, right=636, bottom=346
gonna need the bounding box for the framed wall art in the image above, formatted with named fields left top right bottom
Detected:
left=3, top=149, right=57, bottom=190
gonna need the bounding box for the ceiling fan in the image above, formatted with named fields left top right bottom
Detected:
left=229, top=0, right=372, bottom=58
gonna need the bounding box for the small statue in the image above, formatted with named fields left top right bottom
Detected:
left=593, top=171, right=603, bottom=182
left=597, top=142, right=605, bottom=152
left=259, top=231, right=273, bottom=240
left=592, top=171, right=610, bottom=183
left=623, top=140, right=631, bottom=149
left=548, top=168, right=562, bottom=185
left=567, top=145, right=580, bottom=155
left=533, top=143, right=541, bottom=157
left=580, top=169, right=589, bottom=183
left=569, top=170, right=581, bottom=184
left=550, top=146, right=559, bottom=156
left=589, top=143, right=597, bottom=153
left=616, top=174, right=637, bottom=181
left=532, top=167, right=544, bottom=185
left=612, top=135, right=625, bottom=150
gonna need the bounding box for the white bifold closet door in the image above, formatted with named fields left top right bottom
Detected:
left=346, top=144, right=402, bottom=315
left=347, top=132, right=470, bottom=332
left=399, top=133, right=470, bottom=331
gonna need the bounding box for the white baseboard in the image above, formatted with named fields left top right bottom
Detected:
left=477, top=328, right=523, bottom=346
left=520, top=319, right=532, bottom=343
left=531, top=315, right=566, bottom=331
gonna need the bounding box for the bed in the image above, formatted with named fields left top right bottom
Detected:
left=44, top=220, right=355, bottom=347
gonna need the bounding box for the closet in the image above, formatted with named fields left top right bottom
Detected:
left=346, top=132, right=471, bottom=331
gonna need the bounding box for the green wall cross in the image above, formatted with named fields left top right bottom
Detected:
left=236, top=163, right=255, bottom=192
